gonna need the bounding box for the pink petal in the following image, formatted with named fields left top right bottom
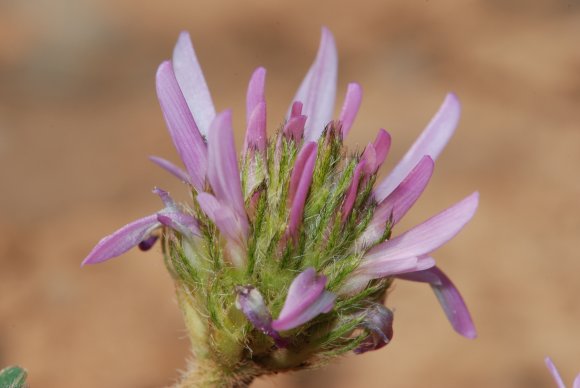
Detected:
left=397, top=266, right=477, bottom=339
left=287, top=143, right=318, bottom=239
left=364, top=192, right=478, bottom=262
left=196, top=192, right=245, bottom=244
left=372, top=129, right=391, bottom=171
left=290, top=101, right=303, bottom=118
left=288, top=142, right=318, bottom=204
left=339, top=82, right=363, bottom=138
left=81, top=214, right=160, bottom=266
left=339, top=257, right=434, bottom=296
left=172, top=31, right=215, bottom=136
left=361, top=143, right=377, bottom=175
left=359, top=256, right=435, bottom=279
left=545, top=358, right=566, bottom=388
left=573, top=373, right=580, bottom=388
left=283, top=115, right=307, bottom=141
left=341, top=159, right=366, bottom=222
left=148, top=156, right=191, bottom=184
left=244, top=102, right=267, bottom=152
left=157, top=210, right=200, bottom=239
left=156, top=61, right=207, bottom=191
left=374, top=93, right=460, bottom=202
left=361, top=156, right=434, bottom=244
left=272, top=268, right=336, bottom=331
left=354, top=304, right=394, bottom=354
left=235, top=286, right=287, bottom=347
left=290, top=27, right=338, bottom=142
left=244, top=68, right=267, bottom=153
left=206, top=110, right=248, bottom=230
left=246, top=67, right=266, bottom=124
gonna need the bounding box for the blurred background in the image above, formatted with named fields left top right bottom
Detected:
left=1, top=0, right=579, bottom=387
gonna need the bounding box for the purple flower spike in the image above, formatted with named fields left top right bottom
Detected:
left=244, top=68, right=267, bottom=153
left=235, top=286, right=287, bottom=347
left=545, top=357, right=580, bottom=388
left=291, top=27, right=338, bottom=142
left=374, top=93, right=460, bottom=202
left=172, top=31, right=215, bottom=136
left=361, top=155, right=434, bottom=245
left=156, top=61, right=208, bottom=191
left=149, top=156, right=191, bottom=184
left=354, top=304, right=394, bottom=354
left=287, top=142, right=318, bottom=240
left=272, top=268, right=336, bottom=332
left=82, top=214, right=160, bottom=266
left=397, top=266, right=476, bottom=339
left=339, top=83, right=362, bottom=138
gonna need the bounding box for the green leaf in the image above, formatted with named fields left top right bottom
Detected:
left=0, top=365, right=28, bottom=388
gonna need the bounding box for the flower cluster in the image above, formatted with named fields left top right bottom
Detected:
left=83, top=28, right=478, bottom=385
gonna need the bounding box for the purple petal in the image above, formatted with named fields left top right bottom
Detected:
left=358, top=255, right=435, bottom=280
left=290, top=101, right=303, bottom=118
left=397, top=266, right=476, bottom=339
left=138, top=235, right=159, bottom=251
left=149, top=156, right=191, bottom=184
left=156, top=61, right=207, bottom=191
left=290, top=27, right=338, bottom=142
left=246, top=67, right=266, bottom=124
left=172, top=31, right=215, bottom=136
left=354, top=304, right=394, bottom=354
left=152, top=187, right=175, bottom=207
left=364, top=192, right=479, bottom=262
left=82, top=214, right=160, bottom=266
left=380, top=156, right=434, bottom=225
left=283, top=115, right=307, bottom=141
left=244, top=68, right=267, bottom=153
left=244, top=102, right=267, bottom=153
left=157, top=210, right=200, bottom=239
left=372, top=129, right=391, bottom=172
left=361, top=156, right=434, bottom=244
left=154, top=188, right=201, bottom=238
left=196, top=192, right=244, bottom=243
left=361, top=143, right=376, bottom=175
left=374, top=93, right=460, bottom=202
left=272, top=268, right=336, bottom=331
left=235, top=285, right=286, bottom=347
left=287, top=143, right=318, bottom=239
left=288, top=142, right=317, bottom=203
left=545, top=358, right=566, bottom=388
left=197, top=192, right=247, bottom=267
left=206, top=110, right=248, bottom=229
left=573, top=373, right=580, bottom=388
left=341, top=256, right=435, bottom=295
left=341, top=159, right=366, bottom=222
left=339, top=83, right=362, bottom=138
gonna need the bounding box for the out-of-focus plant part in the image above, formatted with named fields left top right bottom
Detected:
left=0, top=365, right=28, bottom=388
left=545, top=357, right=580, bottom=388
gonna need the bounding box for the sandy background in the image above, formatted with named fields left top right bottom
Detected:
left=1, top=0, right=579, bottom=387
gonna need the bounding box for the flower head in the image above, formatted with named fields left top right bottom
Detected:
left=83, top=27, right=478, bottom=382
